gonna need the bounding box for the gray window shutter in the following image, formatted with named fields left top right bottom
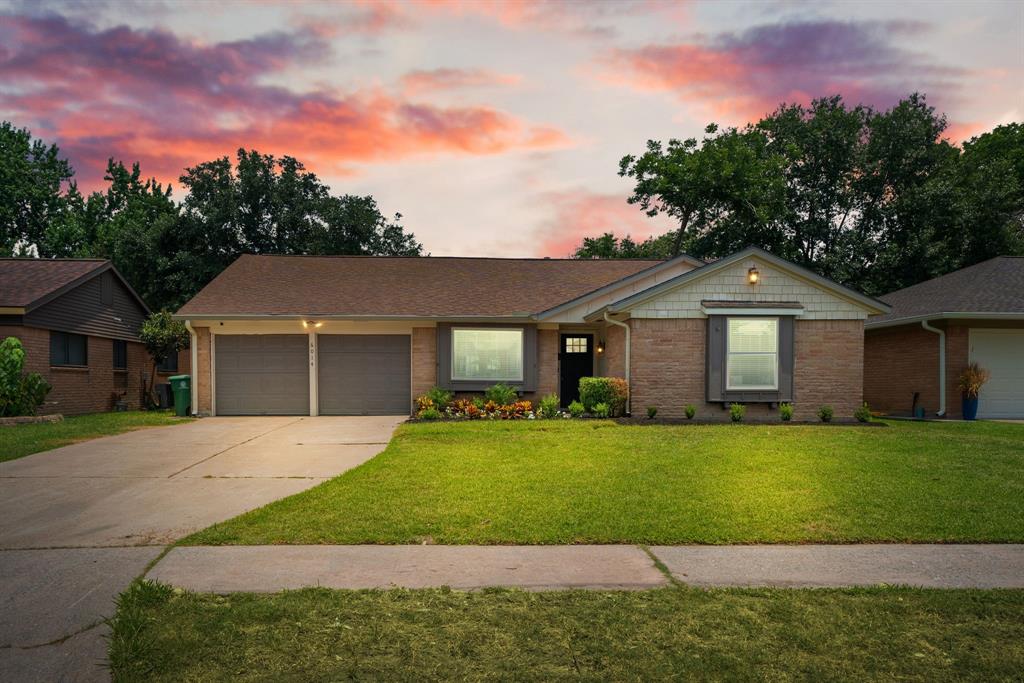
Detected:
left=779, top=317, right=794, bottom=402
left=706, top=315, right=725, bottom=401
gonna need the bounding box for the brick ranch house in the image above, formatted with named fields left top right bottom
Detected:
left=174, top=247, right=889, bottom=421
left=865, top=256, right=1024, bottom=420
left=0, top=258, right=189, bottom=415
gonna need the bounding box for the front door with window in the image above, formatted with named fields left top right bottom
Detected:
left=559, top=334, right=593, bottom=406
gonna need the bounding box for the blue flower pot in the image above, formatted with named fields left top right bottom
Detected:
left=962, top=396, right=979, bottom=421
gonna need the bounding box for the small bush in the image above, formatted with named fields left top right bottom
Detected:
left=417, top=407, right=442, bottom=420
left=578, top=377, right=628, bottom=416
left=593, top=402, right=611, bottom=418
left=729, top=403, right=746, bottom=422
left=817, top=405, right=834, bottom=423
left=425, top=386, right=453, bottom=410
left=538, top=393, right=560, bottom=419
left=684, top=404, right=696, bottom=420
left=779, top=403, right=794, bottom=422
left=567, top=400, right=585, bottom=418
left=646, top=406, right=658, bottom=419
left=472, top=396, right=485, bottom=410
left=854, top=402, right=871, bottom=423
left=484, top=383, right=518, bottom=406
left=0, top=337, right=51, bottom=417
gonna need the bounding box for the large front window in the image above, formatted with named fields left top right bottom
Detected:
left=726, top=318, right=778, bottom=390
left=452, top=328, right=524, bottom=382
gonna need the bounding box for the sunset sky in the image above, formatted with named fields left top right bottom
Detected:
left=2, top=0, right=1021, bottom=256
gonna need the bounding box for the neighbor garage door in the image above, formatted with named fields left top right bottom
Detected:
left=215, top=335, right=309, bottom=415
left=318, top=335, right=410, bottom=415
left=970, top=329, right=1024, bottom=419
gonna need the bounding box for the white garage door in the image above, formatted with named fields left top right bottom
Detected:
left=969, top=329, right=1024, bottom=419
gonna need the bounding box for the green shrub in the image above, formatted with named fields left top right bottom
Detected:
left=593, top=402, right=611, bottom=418
left=567, top=400, right=585, bottom=418
left=729, top=403, right=746, bottom=422
left=472, top=396, right=486, bottom=410
left=854, top=403, right=871, bottom=423
left=538, top=393, right=560, bottom=419
left=578, top=377, right=628, bottom=416
left=684, top=404, right=696, bottom=420
left=417, top=407, right=442, bottom=421
left=779, top=403, right=794, bottom=422
left=646, top=406, right=658, bottom=419
left=425, top=386, right=454, bottom=410
left=484, top=383, right=518, bottom=406
left=0, top=337, right=51, bottom=417
left=818, top=405, right=834, bottom=423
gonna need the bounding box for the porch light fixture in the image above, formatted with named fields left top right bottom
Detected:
left=597, top=340, right=605, bottom=354
left=747, top=266, right=760, bottom=285
left=303, top=320, right=323, bottom=328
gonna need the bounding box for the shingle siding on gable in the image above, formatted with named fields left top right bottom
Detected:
left=628, top=259, right=868, bottom=320
left=25, top=271, right=148, bottom=340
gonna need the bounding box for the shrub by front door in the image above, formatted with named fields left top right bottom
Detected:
left=559, top=334, right=593, bottom=406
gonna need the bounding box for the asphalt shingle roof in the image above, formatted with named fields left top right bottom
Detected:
left=869, top=257, right=1024, bottom=325
left=176, top=255, right=668, bottom=318
left=0, top=258, right=108, bottom=308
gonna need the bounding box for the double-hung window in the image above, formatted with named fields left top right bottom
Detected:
left=50, top=332, right=88, bottom=367
left=113, top=340, right=128, bottom=370
left=451, top=328, right=524, bottom=382
left=726, top=318, right=778, bottom=390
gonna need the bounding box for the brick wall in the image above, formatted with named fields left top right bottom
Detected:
left=602, top=324, right=626, bottom=379
left=627, top=317, right=865, bottom=421
left=864, top=324, right=940, bottom=416
left=0, top=324, right=148, bottom=415
left=411, top=327, right=437, bottom=411
left=194, top=326, right=212, bottom=415
left=532, top=328, right=559, bottom=401
left=793, top=319, right=864, bottom=421
left=943, top=325, right=969, bottom=419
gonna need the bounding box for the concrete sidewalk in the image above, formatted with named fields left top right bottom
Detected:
left=148, top=544, right=1024, bottom=592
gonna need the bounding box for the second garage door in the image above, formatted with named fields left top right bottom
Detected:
left=215, top=335, right=310, bottom=415
left=970, top=329, right=1024, bottom=419
left=318, top=335, right=411, bottom=415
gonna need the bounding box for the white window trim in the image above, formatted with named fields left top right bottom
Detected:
left=451, top=327, right=525, bottom=382
left=725, top=317, right=779, bottom=391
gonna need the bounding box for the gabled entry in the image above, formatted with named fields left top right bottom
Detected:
left=559, top=333, right=593, bottom=406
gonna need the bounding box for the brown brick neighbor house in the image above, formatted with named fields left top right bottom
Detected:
left=174, top=247, right=889, bottom=421
left=864, top=257, right=1024, bottom=420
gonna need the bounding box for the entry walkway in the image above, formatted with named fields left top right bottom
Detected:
left=149, top=544, right=1024, bottom=592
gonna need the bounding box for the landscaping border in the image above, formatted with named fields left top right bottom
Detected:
left=0, top=413, right=63, bottom=427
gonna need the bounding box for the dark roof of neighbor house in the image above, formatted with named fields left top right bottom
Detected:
left=0, top=258, right=110, bottom=308
left=176, top=254, right=671, bottom=318
left=868, top=257, right=1024, bottom=326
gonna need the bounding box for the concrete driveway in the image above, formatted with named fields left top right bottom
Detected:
left=0, top=415, right=402, bottom=682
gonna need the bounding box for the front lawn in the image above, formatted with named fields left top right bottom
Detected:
left=0, top=410, right=189, bottom=463
left=109, top=581, right=1024, bottom=681
left=185, top=420, right=1024, bottom=545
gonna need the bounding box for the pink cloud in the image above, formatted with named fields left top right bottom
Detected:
left=596, top=20, right=970, bottom=122
left=538, top=189, right=679, bottom=257
left=401, top=68, right=522, bottom=95
left=0, top=12, right=568, bottom=190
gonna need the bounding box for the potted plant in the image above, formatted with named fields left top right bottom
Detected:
left=957, top=363, right=990, bottom=421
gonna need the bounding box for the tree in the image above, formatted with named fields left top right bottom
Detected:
left=139, top=312, right=189, bottom=407
left=0, top=122, right=77, bottom=255
left=0, top=337, right=51, bottom=417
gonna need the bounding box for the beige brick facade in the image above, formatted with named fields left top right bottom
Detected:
left=193, top=326, right=213, bottom=415
left=792, top=319, right=863, bottom=421
left=411, top=327, right=437, bottom=409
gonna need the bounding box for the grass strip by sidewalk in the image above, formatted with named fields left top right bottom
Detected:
left=108, top=580, right=1024, bottom=682
left=184, top=419, right=1024, bottom=545
left=1, top=410, right=189, bottom=463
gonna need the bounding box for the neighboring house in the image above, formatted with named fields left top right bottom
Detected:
left=865, top=257, right=1024, bottom=420
left=174, top=247, right=888, bottom=421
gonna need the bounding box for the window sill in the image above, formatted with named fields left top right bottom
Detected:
left=114, top=368, right=128, bottom=374
left=50, top=365, right=89, bottom=372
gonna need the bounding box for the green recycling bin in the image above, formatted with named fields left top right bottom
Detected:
left=168, top=374, right=191, bottom=417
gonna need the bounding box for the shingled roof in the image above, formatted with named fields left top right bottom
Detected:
left=0, top=258, right=110, bottom=309
left=868, top=257, right=1024, bottom=327
left=176, top=255, right=671, bottom=318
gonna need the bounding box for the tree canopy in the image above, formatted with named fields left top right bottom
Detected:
left=2, top=130, right=423, bottom=311
left=579, top=95, right=1024, bottom=296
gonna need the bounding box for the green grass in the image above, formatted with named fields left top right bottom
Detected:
left=185, top=419, right=1024, bottom=545
left=0, top=410, right=190, bottom=463
left=108, top=581, right=1024, bottom=682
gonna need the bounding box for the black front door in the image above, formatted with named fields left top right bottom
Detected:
left=559, top=334, right=594, bottom=406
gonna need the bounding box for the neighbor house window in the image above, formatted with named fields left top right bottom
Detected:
left=112, top=340, right=127, bottom=370
left=157, top=353, right=178, bottom=373
left=451, top=328, right=524, bottom=382
left=726, top=318, right=778, bottom=390
left=50, top=332, right=88, bottom=367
